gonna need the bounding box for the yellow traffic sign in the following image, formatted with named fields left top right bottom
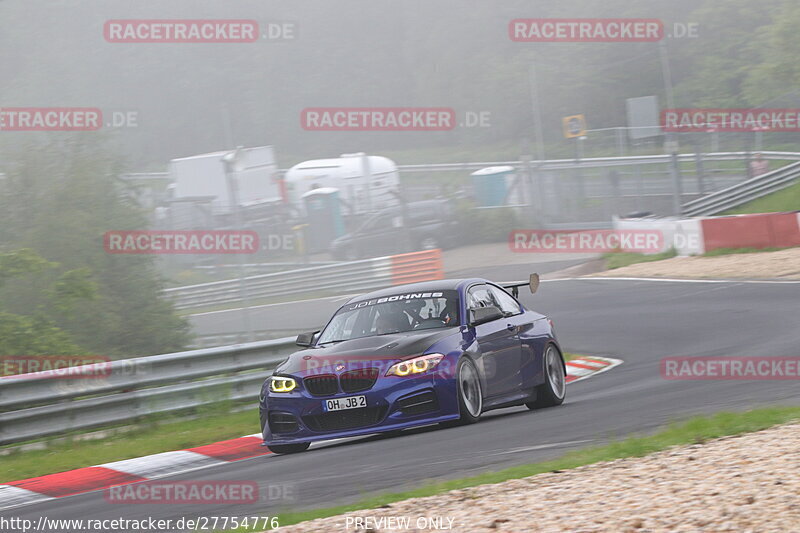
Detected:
left=563, top=114, right=587, bottom=138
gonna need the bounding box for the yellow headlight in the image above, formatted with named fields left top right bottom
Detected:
left=269, top=376, right=297, bottom=392
left=413, top=359, right=429, bottom=372
left=386, top=354, right=444, bottom=377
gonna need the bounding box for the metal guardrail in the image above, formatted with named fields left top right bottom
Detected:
left=165, top=256, right=390, bottom=310
left=193, top=261, right=339, bottom=276
left=681, top=161, right=800, bottom=216
left=0, top=338, right=297, bottom=445
left=164, top=249, right=443, bottom=311
left=393, top=151, right=800, bottom=173
left=191, top=330, right=305, bottom=349
left=129, top=152, right=800, bottom=181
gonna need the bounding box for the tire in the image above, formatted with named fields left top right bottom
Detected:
left=526, top=344, right=566, bottom=410
left=443, top=357, right=483, bottom=426
left=267, top=442, right=310, bottom=455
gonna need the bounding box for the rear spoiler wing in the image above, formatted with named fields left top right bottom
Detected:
left=501, top=273, right=540, bottom=298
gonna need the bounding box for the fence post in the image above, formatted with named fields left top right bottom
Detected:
left=694, top=148, right=707, bottom=194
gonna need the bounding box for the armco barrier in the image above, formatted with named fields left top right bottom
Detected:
left=0, top=338, right=297, bottom=445
left=165, top=249, right=444, bottom=310
left=700, top=212, right=800, bottom=252
left=682, top=161, right=800, bottom=216
left=395, top=151, right=800, bottom=174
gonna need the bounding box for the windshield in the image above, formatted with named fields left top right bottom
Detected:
left=317, top=290, right=460, bottom=344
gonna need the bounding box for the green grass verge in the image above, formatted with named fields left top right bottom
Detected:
left=702, top=246, right=789, bottom=257
left=267, top=406, right=800, bottom=529
left=0, top=406, right=260, bottom=483
left=725, top=180, right=800, bottom=215
left=603, top=248, right=677, bottom=270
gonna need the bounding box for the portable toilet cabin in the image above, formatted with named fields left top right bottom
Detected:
left=285, top=153, right=400, bottom=216
left=301, top=188, right=346, bottom=253
left=470, top=166, right=516, bottom=207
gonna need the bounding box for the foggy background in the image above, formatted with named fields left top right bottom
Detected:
left=2, top=0, right=799, bottom=355
left=3, top=0, right=794, bottom=167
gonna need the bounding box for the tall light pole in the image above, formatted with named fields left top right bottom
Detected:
left=659, top=41, right=683, bottom=216
left=528, top=58, right=548, bottom=221
left=528, top=59, right=547, bottom=163
left=222, top=147, right=255, bottom=343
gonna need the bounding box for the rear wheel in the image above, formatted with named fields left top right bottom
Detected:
left=267, top=442, right=310, bottom=455
left=526, top=344, right=566, bottom=409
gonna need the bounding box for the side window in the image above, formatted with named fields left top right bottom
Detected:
left=489, top=285, right=522, bottom=316
left=467, top=284, right=498, bottom=310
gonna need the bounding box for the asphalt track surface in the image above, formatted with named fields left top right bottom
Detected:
left=3, top=275, right=800, bottom=530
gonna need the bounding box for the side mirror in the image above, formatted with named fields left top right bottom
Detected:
left=469, top=305, right=504, bottom=326
left=296, top=331, right=319, bottom=347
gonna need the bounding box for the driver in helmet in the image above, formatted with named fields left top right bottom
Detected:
left=375, top=304, right=410, bottom=335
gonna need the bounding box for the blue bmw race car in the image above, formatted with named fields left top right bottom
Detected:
left=259, top=274, right=566, bottom=454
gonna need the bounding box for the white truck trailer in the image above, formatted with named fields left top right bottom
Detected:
left=283, top=153, right=400, bottom=215
left=169, top=145, right=281, bottom=214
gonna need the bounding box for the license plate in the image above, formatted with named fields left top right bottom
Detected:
left=323, top=395, right=367, bottom=412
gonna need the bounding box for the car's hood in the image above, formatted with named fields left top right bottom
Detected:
left=275, top=328, right=458, bottom=376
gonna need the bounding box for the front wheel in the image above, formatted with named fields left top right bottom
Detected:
left=450, top=357, right=483, bottom=425
left=526, top=344, right=566, bottom=410
left=267, top=442, right=310, bottom=455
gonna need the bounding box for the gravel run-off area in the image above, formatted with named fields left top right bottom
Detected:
left=278, top=422, right=800, bottom=533
left=591, top=247, right=800, bottom=280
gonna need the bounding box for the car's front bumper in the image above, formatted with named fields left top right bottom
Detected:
left=260, top=370, right=460, bottom=446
